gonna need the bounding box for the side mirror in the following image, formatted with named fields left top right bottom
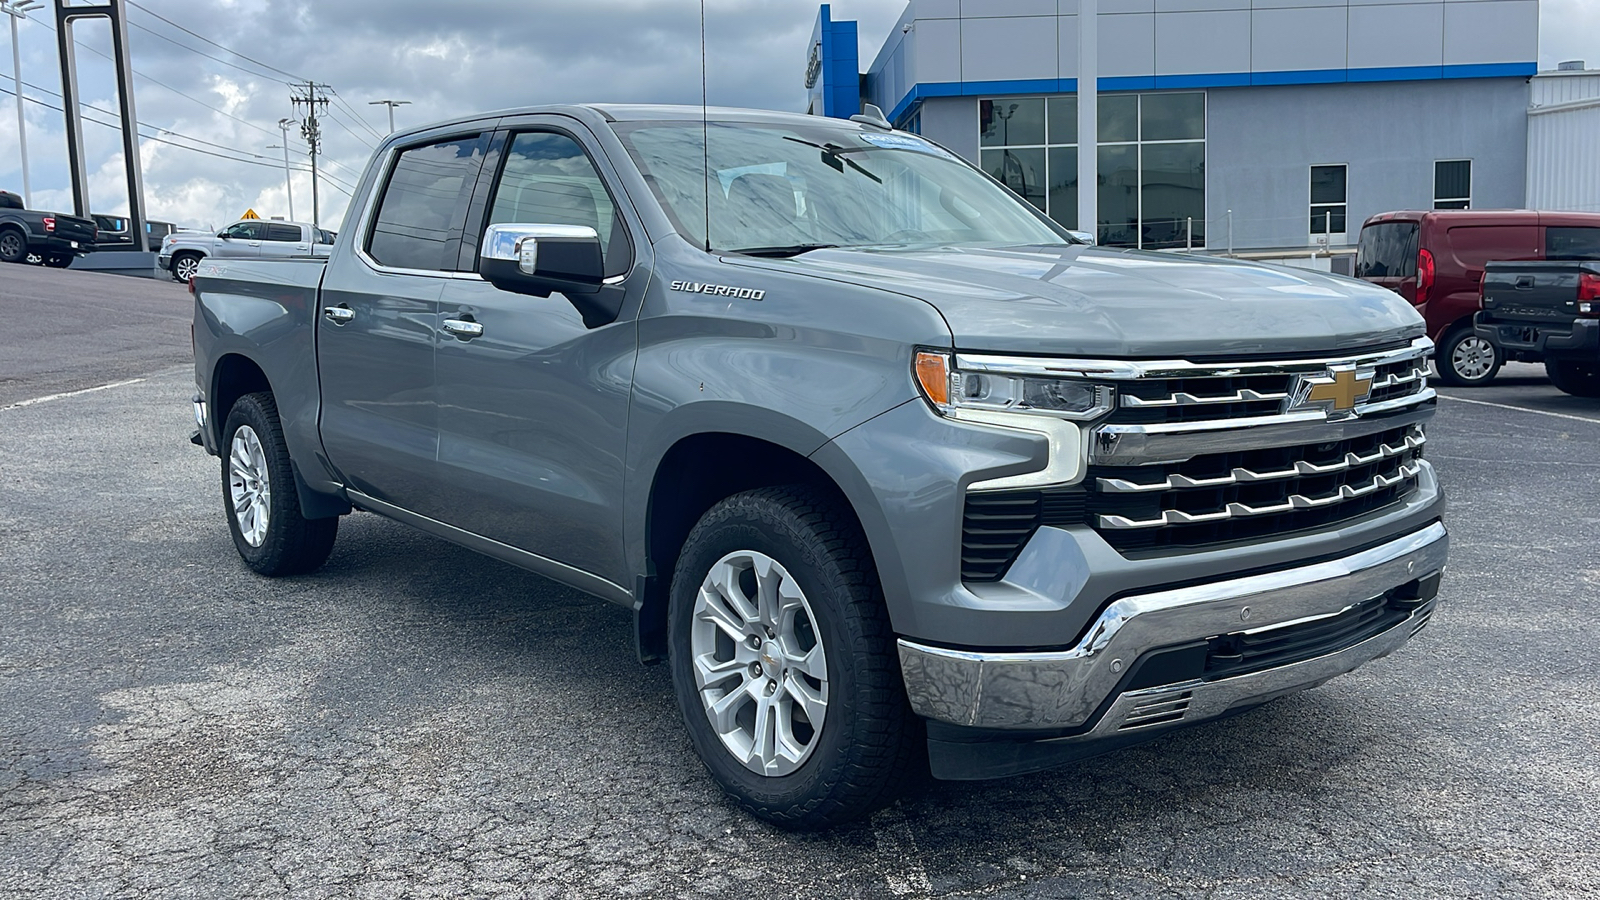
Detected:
left=1067, top=230, right=1095, bottom=246
left=480, top=223, right=604, bottom=296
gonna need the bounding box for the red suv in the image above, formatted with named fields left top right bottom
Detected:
left=1356, top=210, right=1600, bottom=386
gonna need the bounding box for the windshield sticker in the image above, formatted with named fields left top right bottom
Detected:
left=858, top=133, right=952, bottom=157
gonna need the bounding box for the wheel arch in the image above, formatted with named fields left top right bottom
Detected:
left=634, top=430, right=877, bottom=664
left=210, top=352, right=274, bottom=449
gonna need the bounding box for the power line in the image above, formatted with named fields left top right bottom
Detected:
left=124, top=0, right=306, bottom=83
left=328, top=89, right=384, bottom=140
left=124, top=20, right=289, bottom=86
left=321, top=108, right=374, bottom=148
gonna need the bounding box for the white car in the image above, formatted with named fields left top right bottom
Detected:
left=160, top=220, right=335, bottom=282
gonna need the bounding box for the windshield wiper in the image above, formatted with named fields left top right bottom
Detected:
left=727, top=243, right=840, bottom=258
left=780, top=136, right=882, bottom=183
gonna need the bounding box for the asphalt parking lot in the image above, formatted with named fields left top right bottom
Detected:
left=2, top=265, right=1597, bottom=898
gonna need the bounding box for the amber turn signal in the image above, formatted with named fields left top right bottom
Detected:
left=914, top=351, right=951, bottom=406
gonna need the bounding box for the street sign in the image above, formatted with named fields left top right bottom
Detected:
left=240, top=208, right=260, bottom=220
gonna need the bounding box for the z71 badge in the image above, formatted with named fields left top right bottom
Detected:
left=670, top=281, right=766, bottom=301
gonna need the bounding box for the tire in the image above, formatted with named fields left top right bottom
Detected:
left=0, top=228, right=25, bottom=263
left=44, top=254, right=72, bottom=268
left=1544, top=359, right=1600, bottom=398
left=1433, top=325, right=1501, bottom=387
left=172, top=252, right=202, bottom=283
left=668, top=485, right=924, bottom=829
left=220, top=392, right=339, bottom=576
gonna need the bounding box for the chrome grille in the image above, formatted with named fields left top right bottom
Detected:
left=955, top=338, right=1437, bottom=577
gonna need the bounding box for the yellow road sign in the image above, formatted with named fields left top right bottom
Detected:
left=240, top=208, right=260, bottom=220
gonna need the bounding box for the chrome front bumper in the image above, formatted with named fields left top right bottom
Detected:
left=899, top=521, right=1448, bottom=733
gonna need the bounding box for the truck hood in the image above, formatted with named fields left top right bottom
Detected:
left=777, top=244, right=1425, bottom=358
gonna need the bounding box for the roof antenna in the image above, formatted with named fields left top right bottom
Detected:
left=700, top=0, right=711, bottom=253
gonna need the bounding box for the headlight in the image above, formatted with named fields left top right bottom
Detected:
left=914, top=350, right=1114, bottom=420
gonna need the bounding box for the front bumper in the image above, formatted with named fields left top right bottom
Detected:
left=899, top=520, right=1447, bottom=778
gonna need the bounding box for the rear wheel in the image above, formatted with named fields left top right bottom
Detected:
left=221, top=392, right=339, bottom=576
left=668, top=485, right=924, bottom=829
left=1434, top=325, right=1500, bottom=387
left=1545, top=359, right=1600, bottom=398
left=0, top=229, right=25, bottom=263
left=172, top=252, right=202, bottom=283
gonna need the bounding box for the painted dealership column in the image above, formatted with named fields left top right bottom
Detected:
left=1077, top=0, right=1097, bottom=239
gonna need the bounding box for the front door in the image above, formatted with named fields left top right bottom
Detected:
left=317, top=131, right=488, bottom=516
left=433, top=125, right=643, bottom=584
left=215, top=221, right=264, bottom=259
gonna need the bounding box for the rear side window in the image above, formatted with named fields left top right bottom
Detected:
left=265, top=224, right=302, bottom=242
left=1546, top=227, right=1600, bottom=260
left=367, top=135, right=485, bottom=270
left=1355, top=222, right=1417, bottom=278
left=484, top=131, right=630, bottom=278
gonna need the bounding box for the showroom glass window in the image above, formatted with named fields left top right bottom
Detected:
left=979, top=92, right=1204, bottom=249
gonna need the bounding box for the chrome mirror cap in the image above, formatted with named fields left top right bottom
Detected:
left=481, top=223, right=599, bottom=275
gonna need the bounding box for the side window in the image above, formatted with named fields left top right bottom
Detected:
left=367, top=135, right=485, bottom=270
left=265, top=224, right=302, bottom=242
left=1434, top=160, right=1471, bottom=210
left=1546, top=227, right=1600, bottom=260
left=486, top=131, right=630, bottom=278
left=317, top=229, right=336, bottom=245
left=1309, top=165, right=1347, bottom=236
left=222, top=222, right=259, bottom=240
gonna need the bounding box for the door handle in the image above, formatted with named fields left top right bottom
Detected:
left=323, top=304, right=355, bottom=325
left=442, top=317, right=484, bottom=339
left=1514, top=276, right=1535, bottom=290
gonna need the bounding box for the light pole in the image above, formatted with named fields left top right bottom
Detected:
left=2, top=0, right=41, bottom=209
left=368, top=98, right=410, bottom=133
left=275, top=118, right=296, bottom=221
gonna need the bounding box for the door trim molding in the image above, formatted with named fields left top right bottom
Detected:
left=347, top=489, right=634, bottom=608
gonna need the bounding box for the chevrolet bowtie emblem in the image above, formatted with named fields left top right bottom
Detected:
left=1288, top=367, right=1374, bottom=419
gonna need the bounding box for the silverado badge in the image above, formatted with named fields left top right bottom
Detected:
left=1287, top=367, right=1374, bottom=420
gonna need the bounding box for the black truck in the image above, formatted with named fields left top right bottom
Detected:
left=0, top=190, right=98, bottom=267
left=1476, top=258, right=1600, bottom=397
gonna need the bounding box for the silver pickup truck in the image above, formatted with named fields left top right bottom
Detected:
left=191, top=104, right=1447, bottom=828
left=162, top=219, right=334, bottom=282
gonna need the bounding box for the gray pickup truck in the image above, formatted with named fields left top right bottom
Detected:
left=1477, top=259, right=1600, bottom=397
left=191, top=104, right=1448, bottom=827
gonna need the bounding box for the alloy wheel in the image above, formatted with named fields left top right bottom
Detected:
left=690, top=550, right=829, bottom=777
left=228, top=425, right=271, bottom=547
left=175, top=255, right=200, bottom=282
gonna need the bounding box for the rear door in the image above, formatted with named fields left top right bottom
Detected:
left=431, top=120, right=645, bottom=585
left=261, top=222, right=311, bottom=258
left=317, top=130, right=490, bottom=515
left=214, top=221, right=265, bottom=259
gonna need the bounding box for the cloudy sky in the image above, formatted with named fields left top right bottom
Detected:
left=0, top=0, right=1592, bottom=232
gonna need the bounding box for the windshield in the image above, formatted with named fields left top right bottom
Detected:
left=613, top=120, right=1071, bottom=254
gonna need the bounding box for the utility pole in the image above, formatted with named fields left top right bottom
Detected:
left=274, top=118, right=296, bottom=221
left=2, top=0, right=40, bottom=209
left=290, top=81, right=330, bottom=226
left=368, top=98, right=409, bottom=133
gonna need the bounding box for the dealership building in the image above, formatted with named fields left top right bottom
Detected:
left=805, top=1, right=1586, bottom=269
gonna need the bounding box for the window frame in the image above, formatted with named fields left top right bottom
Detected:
left=977, top=91, right=1206, bottom=248
left=1434, top=159, right=1472, bottom=210
left=460, top=124, right=637, bottom=279
left=1308, top=163, right=1349, bottom=241
left=356, top=130, right=491, bottom=278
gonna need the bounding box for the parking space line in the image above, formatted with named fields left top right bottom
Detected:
left=0, top=378, right=147, bottom=412
left=1438, top=394, right=1600, bottom=425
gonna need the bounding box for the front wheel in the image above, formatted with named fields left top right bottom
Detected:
left=1545, top=359, right=1600, bottom=398
left=172, top=252, right=202, bottom=283
left=0, top=229, right=25, bottom=263
left=668, top=486, right=924, bottom=829
left=221, top=392, right=339, bottom=575
left=1434, top=326, right=1501, bottom=387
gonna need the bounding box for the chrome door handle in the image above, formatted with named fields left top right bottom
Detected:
left=442, top=318, right=484, bottom=338
left=323, top=305, right=355, bottom=324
